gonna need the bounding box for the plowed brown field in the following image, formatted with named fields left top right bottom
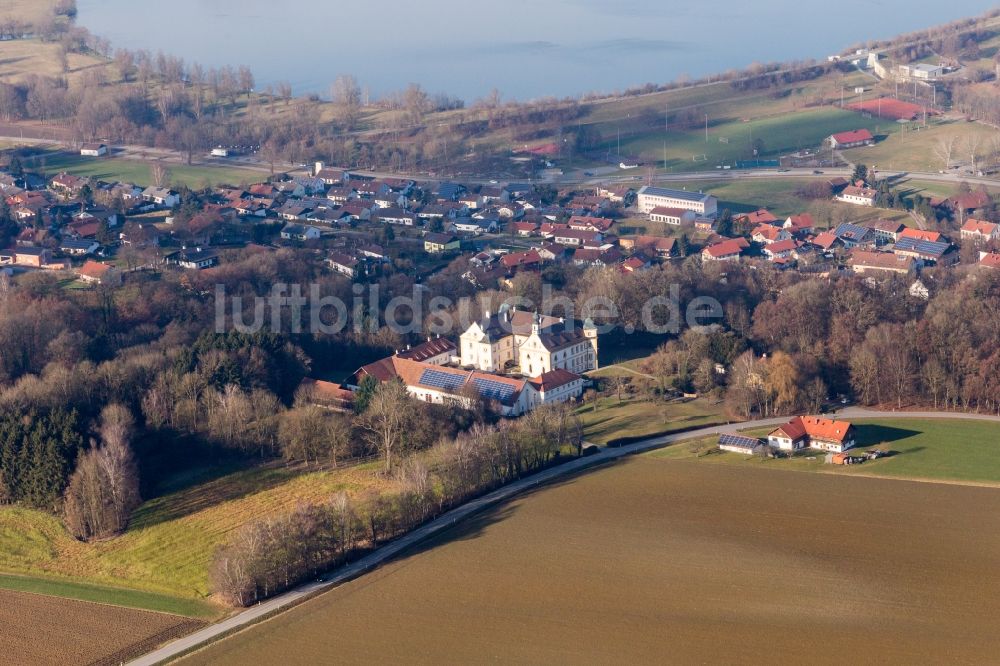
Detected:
left=184, top=457, right=1000, bottom=665
left=0, top=589, right=202, bottom=666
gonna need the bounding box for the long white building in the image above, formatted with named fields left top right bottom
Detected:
left=636, top=186, right=718, bottom=218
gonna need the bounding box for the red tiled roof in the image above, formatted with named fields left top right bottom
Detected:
left=961, top=219, right=999, bottom=235
left=898, top=228, right=943, bottom=243
left=529, top=369, right=582, bottom=392
left=831, top=129, right=874, bottom=144
left=703, top=238, right=745, bottom=258
left=770, top=416, right=853, bottom=444
left=78, top=260, right=111, bottom=280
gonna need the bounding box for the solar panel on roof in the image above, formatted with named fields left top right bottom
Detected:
left=718, top=433, right=762, bottom=448
left=419, top=369, right=466, bottom=392
left=472, top=378, right=516, bottom=403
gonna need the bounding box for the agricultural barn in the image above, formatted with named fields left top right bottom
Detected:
left=718, top=433, right=765, bottom=455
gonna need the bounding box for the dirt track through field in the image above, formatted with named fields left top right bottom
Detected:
left=182, top=457, right=1000, bottom=665
left=0, top=589, right=201, bottom=666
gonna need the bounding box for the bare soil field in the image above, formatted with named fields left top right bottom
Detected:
left=0, top=588, right=203, bottom=665
left=183, top=457, right=1000, bottom=665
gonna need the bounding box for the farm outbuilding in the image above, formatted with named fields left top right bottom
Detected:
left=718, top=433, right=765, bottom=455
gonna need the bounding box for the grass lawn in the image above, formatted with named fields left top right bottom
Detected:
left=577, top=396, right=726, bottom=445
left=0, top=573, right=218, bottom=619
left=0, top=461, right=400, bottom=603
left=603, top=107, right=899, bottom=171
left=24, top=150, right=262, bottom=189
left=651, top=418, right=1000, bottom=485
left=663, top=177, right=827, bottom=217
left=840, top=118, right=1000, bottom=173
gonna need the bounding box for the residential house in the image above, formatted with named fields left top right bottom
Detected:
left=436, top=182, right=466, bottom=201
left=453, top=217, right=497, bottom=235
left=767, top=416, right=856, bottom=453
left=165, top=247, right=219, bottom=270
left=338, top=200, right=373, bottom=222
left=567, top=216, right=615, bottom=233
left=752, top=224, right=791, bottom=245
left=572, top=246, right=622, bottom=267
left=50, top=173, right=88, bottom=197
left=782, top=213, right=815, bottom=237
left=737, top=209, right=779, bottom=228
left=848, top=249, right=915, bottom=275
left=762, top=238, right=800, bottom=262
left=424, top=232, right=461, bottom=253
left=59, top=238, right=100, bottom=256
left=511, top=221, right=539, bottom=237
left=623, top=235, right=677, bottom=259
left=702, top=237, right=748, bottom=262
left=621, top=254, right=651, bottom=273
left=836, top=184, right=877, bottom=207
left=960, top=219, right=1000, bottom=244
left=832, top=223, right=874, bottom=248
left=899, top=228, right=943, bottom=243
left=376, top=208, right=417, bottom=226
left=552, top=228, right=603, bottom=247
left=501, top=249, right=543, bottom=272
left=281, top=223, right=322, bottom=241
left=142, top=187, right=180, bottom=208
left=326, top=251, right=360, bottom=278
left=864, top=219, right=905, bottom=244
left=979, top=252, right=1000, bottom=269
left=537, top=243, right=569, bottom=262
left=359, top=244, right=387, bottom=261
left=77, top=260, right=120, bottom=285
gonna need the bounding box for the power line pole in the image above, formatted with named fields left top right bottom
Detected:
left=704, top=114, right=708, bottom=143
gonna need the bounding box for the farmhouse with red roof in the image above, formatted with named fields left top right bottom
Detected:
left=767, top=416, right=857, bottom=453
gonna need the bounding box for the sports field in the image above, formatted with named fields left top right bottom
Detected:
left=0, top=588, right=203, bottom=666
left=181, top=456, right=1000, bottom=665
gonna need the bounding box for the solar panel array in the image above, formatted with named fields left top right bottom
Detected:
left=718, top=433, right=762, bottom=449
left=472, top=377, right=517, bottom=403
left=894, top=237, right=950, bottom=257
left=419, top=369, right=466, bottom=393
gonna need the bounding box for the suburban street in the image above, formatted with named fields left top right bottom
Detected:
left=129, top=408, right=1000, bottom=666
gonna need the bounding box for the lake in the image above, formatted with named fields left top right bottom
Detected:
left=77, top=0, right=995, bottom=102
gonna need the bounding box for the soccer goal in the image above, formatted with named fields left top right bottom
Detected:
left=692, top=154, right=708, bottom=162
left=718, top=137, right=730, bottom=144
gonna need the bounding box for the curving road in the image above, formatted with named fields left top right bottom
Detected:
left=128, top=408, right=1000, bottom=665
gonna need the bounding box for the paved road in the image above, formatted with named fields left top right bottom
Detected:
left=129, top=408, right=1000, bottom=665
left=3, top=129, right=999, bottom=191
